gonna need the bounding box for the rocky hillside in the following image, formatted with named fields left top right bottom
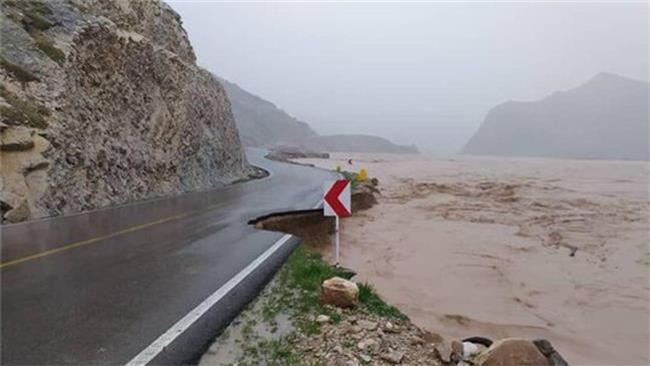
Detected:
left=464, top=73, right=649, bottom=160
left=0, top=0, right=252, bottom=223
left=217, top=77, right=318, bottom=147
left=219, top=76, right=418, bottom=153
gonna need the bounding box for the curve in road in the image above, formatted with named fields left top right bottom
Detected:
left=1, top=148, right=336, bottom=365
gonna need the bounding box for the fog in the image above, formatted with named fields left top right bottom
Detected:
left=169, top=1, right=648, bottom=153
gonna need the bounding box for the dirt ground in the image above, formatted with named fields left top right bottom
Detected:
left=297, top=153, right=650, bottom=366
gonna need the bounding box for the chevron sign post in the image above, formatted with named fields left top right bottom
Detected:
left=324, top=180, right=351, bottom=264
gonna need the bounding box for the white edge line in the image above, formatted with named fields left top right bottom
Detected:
left=126, top=199, right=324, bottom=366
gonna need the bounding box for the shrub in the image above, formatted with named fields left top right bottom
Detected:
left=30, top=30, right=65, bottom=66
left=0, top=85, right=50, bottom=128
left=358, top=283, right=408, bottom=320
left=0, top=58, right=40, bottom=83
left=22, top=12, right=53, bottom=31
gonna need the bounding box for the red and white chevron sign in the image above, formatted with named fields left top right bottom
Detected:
left=323, top=180, right=351, bottom=217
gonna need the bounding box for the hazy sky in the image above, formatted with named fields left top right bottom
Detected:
left=169, top=1, right=648, bottom=153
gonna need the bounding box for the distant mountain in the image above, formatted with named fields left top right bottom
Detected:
left=463, top=73, right=649, bottom=160
left=219, top=76, right=418, bottom=154
left=217, top=78, right=318, bottom=147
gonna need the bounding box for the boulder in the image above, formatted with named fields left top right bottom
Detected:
left=357, top=319, right=378, bottom=331
left=4, top=198, right=31, bottom=223
left=533, top=339, right=570, bottom=366
left=475, top=338, right=549, bottom=366
left=320, top=277, right=359, bottom=308
left=356, top=338, right=377, bottom=351
left=316, top=314, right=331, bottom=324
left=423, top=331, right=462, bottom=363
left=380, top=349, right=405, bottom=364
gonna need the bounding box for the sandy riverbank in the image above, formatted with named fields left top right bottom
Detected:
left=296, top=153, right=649, bottom=365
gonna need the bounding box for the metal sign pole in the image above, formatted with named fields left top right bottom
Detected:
left=335, top=215, right=340, bottom=266
left=324, top=179, right=350, bottom=267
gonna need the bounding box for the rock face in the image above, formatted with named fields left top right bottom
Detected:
left=0, top=0, right=252, bottom=222
left=219, top=76, right=419, bottom=153
left=464, top=73, right=649, bottom=160
left=320, top=277, right=359, bottom=308
left=475, top=338, right=549, bottom=366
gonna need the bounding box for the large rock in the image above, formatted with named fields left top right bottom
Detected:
left=320, top=277, right=359, bottom=308
left=475, top=338, right=550, bottom=366
left=533, top=339, right=570, bottom=366
left=0, top=0, right=252, bottom=222
left=4, top=198, right=31, bottom=223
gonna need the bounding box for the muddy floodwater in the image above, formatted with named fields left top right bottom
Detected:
left=298, top=153, right=650, bottom=366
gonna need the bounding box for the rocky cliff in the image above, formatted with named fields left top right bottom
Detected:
left=463, top=73, right=649, bottom=160
left=1, top=0, right=252, bottom=223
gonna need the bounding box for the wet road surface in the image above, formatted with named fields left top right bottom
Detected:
left=1, top=149, right=336, bottom=365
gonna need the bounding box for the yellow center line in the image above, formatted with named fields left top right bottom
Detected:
left=0, top=201, right=226, bottom=270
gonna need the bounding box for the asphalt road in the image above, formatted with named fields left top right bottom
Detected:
left=1, top=148, right=336, bottom=365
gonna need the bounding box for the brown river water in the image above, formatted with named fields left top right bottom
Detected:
left=298, top=153, right=649, bottom=366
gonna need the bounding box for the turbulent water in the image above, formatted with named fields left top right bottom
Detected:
left=299, top=152, right=650, bottom=365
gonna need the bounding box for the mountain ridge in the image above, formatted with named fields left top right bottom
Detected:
left=219, top=76, right=418, bottom=154
left=463, top=72, right=649, bottom=160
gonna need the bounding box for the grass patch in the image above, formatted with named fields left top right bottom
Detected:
left=4, top=0, right=64, bottom=66
left=25, top=0, right=53, bottom=16
left=29, top=30, right=65, bottom=65
left=262, top=245, right=407, bottom=325
left=0, top=84, right=50, bottom=128
left=22, top=12, right=53, bottom=31
left=4, top=0, right=52, bottom=17
left=359, top=283, right=408, bottom=320
left=336, top=168, right=360, bottom=189
left=0, top=58, right=40, bottom=83
left=223, top=245, right=407, bottom=365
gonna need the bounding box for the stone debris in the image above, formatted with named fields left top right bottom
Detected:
left=295, top=313, right=443, bottom=366
left=474, top=338, right=550, bottom=366
left=463, top=341, right=482, bottom=358
left=358, top=353, right=372, bottom=362
left=381, top=349, right=405, bottom=364
left=316, top=314, right=331, bottom=323
left=198, top=261, right=569, bottom=366
left=384, top=321, right=395, bottom=331
left=424, top=331, right=456, bottom=363
left=356, top=338, right=377, bottom=351
left=320, top=277, right=359, bottom=308
left=3, top=198, right=30, bottom=223
left=357, top=319, right=378, bottom=331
